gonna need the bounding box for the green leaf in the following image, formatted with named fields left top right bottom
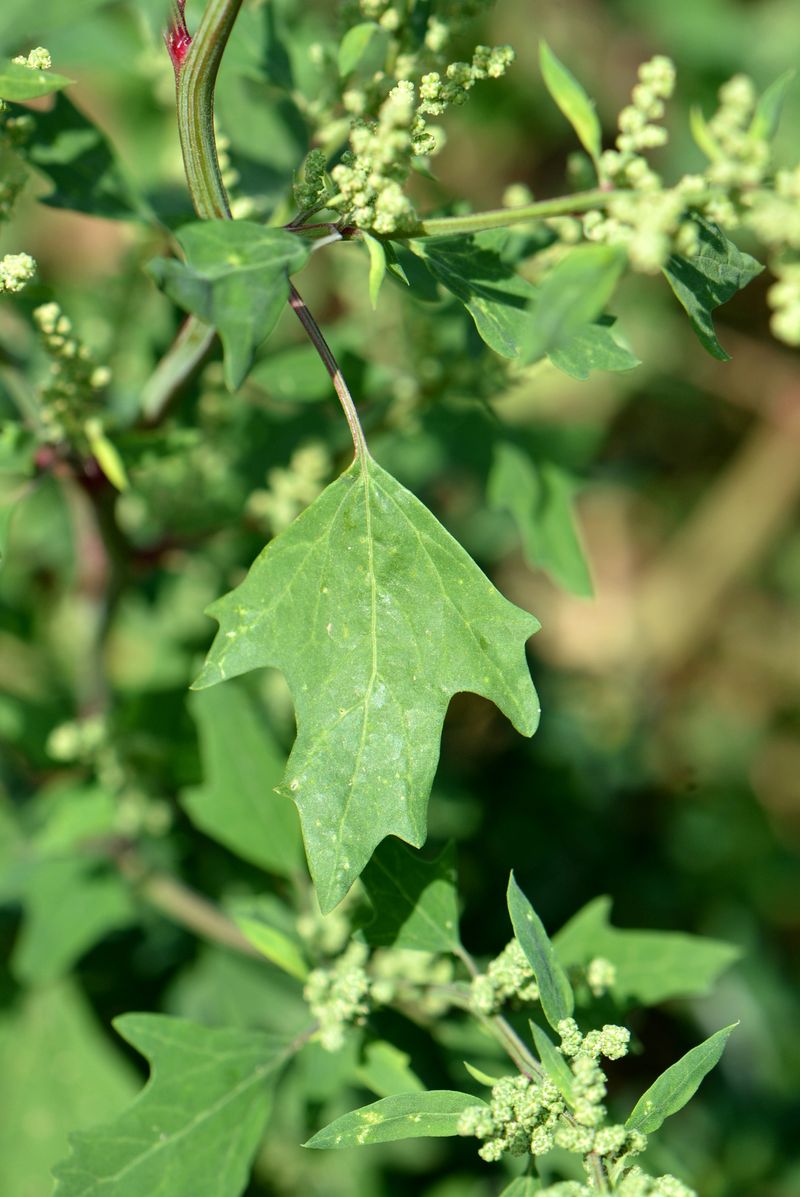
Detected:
left=662, top=217, right=763, bottom=361
left=553, top=896, right=741, bottom=1006
left=499, top=1179, right=542, bottom=1197
left=0, top=59, right=73, bottom=101
left=625, top=1024, right=738, bottom=1134
left=148, top=222, right=310, bottom=390
left=194, top=454, right=540, bottom=912
left=234, top=913, right=309, bottom=981
left=362, top=231, right=387, bottom=309
left=355, top=1040, right=425, bottom=1098
left=689, top=106, right=721, bottom=161
left=338, top=22, right=382, bottom=76
left=539, top=42, right=601, bottom=165
left=463, top=1061, right=503, bottom=1087
left=53, top=1016, right=291, bottom=1197
left=507, top=873, right=574, bottom=1031
left=411, top=235, right=538, bottom=357
left=304, top=1090, right=484, bottom=1148
left=749, top=69, right=795, bottom=143
left=182, top=683, right=303, bottom=877
left=361, top=839, right=461, bottom=953
left=521, top=244, right=626, bottom=364
left=548, top=321, right=640, bottom=380
left=529, top=1021, right=575, bottom=1105
left=488, top=445, right=593, bottom=597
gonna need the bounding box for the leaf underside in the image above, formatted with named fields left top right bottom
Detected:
left=194, top=454, right=540, bottom=911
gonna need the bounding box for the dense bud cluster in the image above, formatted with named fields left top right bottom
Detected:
left=0, top=252, right=36, bottom=294
left=469, top=938, right=540, bottom=1014
left=33, top=302, right=112, bottom=445
left=303, top=942, right=371, bottom=1051
left=0, top=46, right=52, bottom=287
left=246, top=442, right=332, bottom=533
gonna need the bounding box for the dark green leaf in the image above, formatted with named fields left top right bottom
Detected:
left=554, top=896, right=741, bottom=1006
left=529, top=1020, right=575, bottom=1105
left=548, top=321, right=640, bottom=379
left=662, top=217, right=763, bottom=360
left=0, top=60, right=72, bottom=100
left=194, top=454, right=540, bottom=911
left=52, top=1016, right=291, bottom=1197
left=361, top=840, right=461, bottom=952
left=182, top=683, right=303, bottom=877
left=304, top=1090, right=484, bottom=1148
left=749, top=70, right=795, bottom=143
left=507, top=873, right=574, bottom=1031
left=488, top=445, right=593, bottom=597
left=539, top=42, right=601, bottom=165
left=520, top=244, right=626, bottom=364
left=626, top=1024, right=738, bottom=1134
left=148, top=222, right=310, bottom=390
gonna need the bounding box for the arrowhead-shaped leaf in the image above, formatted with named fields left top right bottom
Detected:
left=361, top=840, right=461, bottom=953
left=507, top=873, right=574, bottom=1031
left=194, top=454, right=540, bottom=911
left=52, top=1015, right=292, bottom=1197
left=304, top=1090, right=484, bottom=1148
left=625, top=1023, right=738, bottom=1134
left=148, top=222, right=310, bottom=390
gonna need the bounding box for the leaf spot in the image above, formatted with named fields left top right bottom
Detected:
left=289, top=778, right=300, bottom=792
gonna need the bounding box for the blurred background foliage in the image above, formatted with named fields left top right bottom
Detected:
left=0, top=1, right=799, bottom=1195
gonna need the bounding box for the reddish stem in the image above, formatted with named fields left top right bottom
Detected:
left=166, top=0, right=192, bottom=72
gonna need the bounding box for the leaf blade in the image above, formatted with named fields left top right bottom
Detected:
left=625, top=1024, right=738, bottom=1134
left=361, top=840, right=461, bottom=952
left=507, top=873, right=574, bottom=1031
left=539, top=42, right=601, bottom=165
left=304, top=1090, right=484, bottom=1148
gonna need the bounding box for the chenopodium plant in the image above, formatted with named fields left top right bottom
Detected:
left=5, top=0, right=799, bottom=1192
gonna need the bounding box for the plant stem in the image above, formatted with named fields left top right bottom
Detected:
left=140, top=316, right=216, bottom=425
left=402, top=189, right=622, bottom=238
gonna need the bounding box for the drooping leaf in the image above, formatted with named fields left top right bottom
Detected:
left=749, top=69, right=795, bottom=143
left=529, top=1020, right=575, bottom=1105
left=520, top=244, right=626, bottom=364
left=625, top=1024, right=738, bottom=1134
left=0, top=59, right=73, bottom=100
left=182, top=683, right=303, bottom=877
left=355, top=1040, right=425, bottom=1098
left=487, top=444, right=593, bottom=597
left=410, top=235, right=538, bottom=357
left=553, top=896, right=741, bottom=1006
left=362, top=231, right=387, bottom=308
left=463, top=1061, right=503, bottom=1087
left=338, top=22, right=382, bottom=76
left=662, top=217, right=763, bottom=361
left=148, top=222, right=310, bottom=390
left=548, top=321, right=640, bottom=379
left=52, top=1015, right=293, bottom=1197
left=304, top=1090, right=484, bottom=1148
left=361, top=840, right=461, bottom=953
left=194, top=453, right=539, bottom=912
left=507, top=873, right=574, bottom=1032
left=539, top=42, right=601, bottom=166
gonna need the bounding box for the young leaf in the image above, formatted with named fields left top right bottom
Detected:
left=362, top=231, right=387, bottom=309
left=52, top=1016, right=292, bottom=1197
left=338, top=22, right=382, bottom=76
left=487, top=445, right=593, bottom=597
left=749, top=69, right=795, bottom=143
left=499, top=1179, right=542, bottom=1197
left=553, top=895, right=741, bottom=1006
left=539, top=42, right=601, bottom=166
left=304, top=1090, right=485, bottom=1148
left=234, top=913, right=309, bottom=981
left=520, top=244, right=627, bottom=364
left=148, top=222, right=310, bottom=390
left=548, top=321, right=640, bottom=380
left=689, top=106, right=721, bottom=161
left=194, top=454, right=540, bottom=912
left=361, top=839, right=461, bottom=953
left=463, top=1061, right=503, bottom=1087
left=507, top=873, right=574, bottom=1031
left=529, top=1020, right=575, bottom=1105
left=0, top=60, right=73, bottom=101
left=410, top=236, right=538, bottom=357
left=182, top=684, right=303, bottom=878
left=355, top=1040, right=425, bottom=1098
left=625, top=1024, right=738, bottom=1134
left=662, top=217, right=763, bottom=361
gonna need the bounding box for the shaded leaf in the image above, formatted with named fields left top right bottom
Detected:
left=234, top=913, right=309, bottom=981
left=539, top=42, right=601, bottom=165
left=362, top=840, right=461, bottom=952
left=362, top=231, right=387, bottom=309
left=338, top=22, right=382, bottom=76
left=626, top=1024, right=738, bottom=1134
left=749, top=70, right=795, bottom=143
left=488, top=444, right=593, bottom=597
left=194, top=453, right=539, bottom=912
left=688, top=105, right=721, bottom=161
left=0, top=60, right=72, bottom=101
left=554, top=896, right=741, bottom=1006
left=548, top=321, right=640, bottom=380
left=53, top=1016, right=292, bottom=1197
left=148, top=222, right=310, bottom=390
left=662, top=217, right=762, bottom=361
left=182, top=683, right=303, bottom=877
left=499, top=1180, right=543, bottom=1197
left=520, top=244, right=626, bottom=364
left=507, top=873, right=574, bottom=1031
left=305, top=1090, right=484, bottom=1148
left=355, top=1040, right=425, bottom=1098
left=529, top=1021, right=575, bottom=1105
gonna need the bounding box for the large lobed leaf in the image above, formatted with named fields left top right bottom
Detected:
left=194, top=453, right=540, bottom=911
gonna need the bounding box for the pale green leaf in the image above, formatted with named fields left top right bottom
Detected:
left=52, top=1015, right=291, bottom=1197
left=194, top=454, right=540, bottom=911
left=488, top=445, right=593, bottom=597
left=304, top=1090, right=484, bottom=1148
left=548, top=321, right=640, bottom=379
left=362, top=231, right=387, bottom=309
left=182, top=683, right=303, bottom=877
left=554, top=896, right=741, bottom=1006
left=626, top=1024, right=738, bottom=1134
left=507, top=873, right=574, bottom=1031
left=338, top=22, right=382, bottom=76
left=662, top=217, right=762, bottom=361
left=463, top=1061, right=503, bottom=1087
left=521, top=244, right=626, bottom=364
left=234, top=913, right=309, bottom=981
left=355, top=1040, right=425, bottom=1098
left=499, top=1179, right=542, bottom=1197
left=749, top=70, right=795, bottom=143
left=0, top=59, right=73, bottom=101
left=529, top=1021, right=575, bottom=1105
left=539, top=42, right=601, bottom=165
left=361, top=839, right=461, bottom=952
left=148, top=222, right=310, bottom=390
left=689, top=106, right=721, bottom=161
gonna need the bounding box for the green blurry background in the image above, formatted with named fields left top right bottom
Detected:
left=0, top=1, right=799, bottom=1195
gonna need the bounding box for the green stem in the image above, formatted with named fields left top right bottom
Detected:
left=140, top=316, right=215, bottom=425
left=402, top=189, right=622, bottom=238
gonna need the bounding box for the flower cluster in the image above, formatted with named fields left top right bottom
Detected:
left=586, top=956, right=617, bottom=998
left=369, top=948, right=455, bottom=1016
left=469, top=938, right=540, bottom=1014
left=304, top=942, right=372, bottom=1051
left=0, top=47, right=52, bottom=283
left=0, top=252, right=36, bottom=294
left=246, top=441, right=332, bottom=534
left=33, top=302, right=112, bottom=445
left=12, top=46, right=52, bottom=70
